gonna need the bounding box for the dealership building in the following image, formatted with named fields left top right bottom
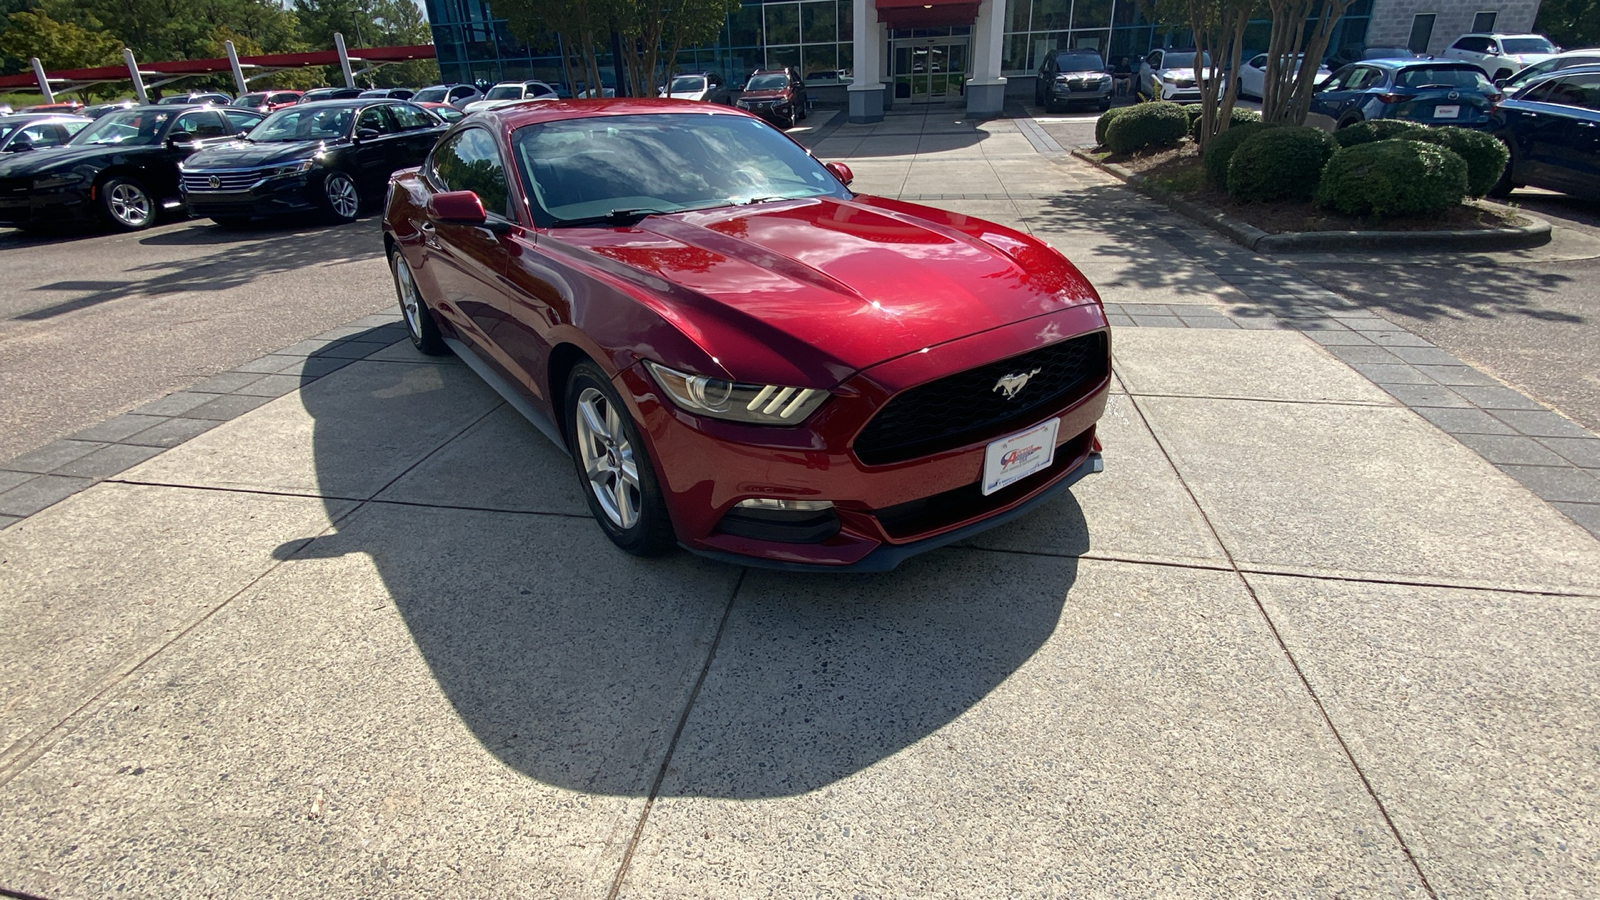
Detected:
left=423, top=0, right=1541, bottom=121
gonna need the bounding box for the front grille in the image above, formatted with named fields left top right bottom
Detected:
left=853, top=331, right=1108, bottom=466
left=1067, top=81, right=1101, bottom=92
left=181, top=170, right=265, bottom=192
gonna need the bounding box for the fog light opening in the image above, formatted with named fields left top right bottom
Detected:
left=719, top=498, right=840, bottom=543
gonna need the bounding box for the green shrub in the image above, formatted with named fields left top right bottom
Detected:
left=1226, top=126, right=1337, bottom=202
left=1408, top=126, right=1509, bottom=197
left=1190, top=105, right=1262, bottom=139
left=1201, top=121, right=1270, bottom=188
left=1334, top=118, right=1427, bottom=147
left=1183, top=103, right=1204, bottom=127
left=1104, top=101, right=1189, bottom=154
left=1316, top=139, right=1469, bottom=217
left=1094, top=106, right=1127, bottom=147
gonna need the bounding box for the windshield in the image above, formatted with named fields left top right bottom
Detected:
left=745, top=74, right=788, bottom=91
left=670, top=75, right=707, bottom=93
left=1502, top=37, right=1556, bottom=54
left=1164, top=50, right=1213, bottom=68
left=515, top=113, right=850, bottom=224
left=1055, top=53, right=1105, bottom=72
left=249, top=106, right=354, bottom=142
left=1396, top=66, right=1493, bottom=89
left=433, top=106, right=465, bottom=121
left=485, top=85, right=523, bottom=100
left=237, top=93, right=268, bottom=106
left=413, top=87, right=449, bottom=103
left=71, top=109, right=172, bottom=146
left=0, top=121, right=18, bottom=143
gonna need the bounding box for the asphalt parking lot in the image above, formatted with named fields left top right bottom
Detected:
left=2, top=109, right=1599, bottom=897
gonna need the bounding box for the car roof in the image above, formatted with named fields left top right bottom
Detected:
left=282, top=99, right=391, bottom=110
left=1362, top=57, right=1480, bottom=68
left=485, top=98, right=758, bottom=132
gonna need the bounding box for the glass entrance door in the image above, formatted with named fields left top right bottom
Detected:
left=892, top=38, right=968, bottom=103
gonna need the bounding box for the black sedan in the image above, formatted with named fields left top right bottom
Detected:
left=1490, top=66, right=1600, bottom=199
left=0, top=104, right=262, bottom=232
left=180, top=100, right=448, bottom=225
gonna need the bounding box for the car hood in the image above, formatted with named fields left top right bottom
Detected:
left=668, top=90, right=710, bottom=101
left=1507, top=52, right=1558, bottom=67
left=547, top=195, right=1100, bottom=386
left=1160, top=67, right=1216, bottom=80
left=184, top=139, right=338, bottom=169
left=0, top=143, right=124, bottom=176
left=740, top=90, right=791, bottom=101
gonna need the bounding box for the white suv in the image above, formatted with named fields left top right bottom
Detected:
left=461, top=80, right=558, bottom=114
left=1138, top=48, right=1216, bottom=102
left=1442, top=33, right=1559, bottom=82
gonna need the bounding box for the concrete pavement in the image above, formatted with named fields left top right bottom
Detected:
left=2, top=109, right=1599, bottom=897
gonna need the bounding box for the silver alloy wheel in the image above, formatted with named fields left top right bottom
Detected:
left=325, top=173, right=359, bottom=220
left=392, top=253, right=422, bottom=338
left=107, top=182, right=152, bottom=228
left=574, top=386, right=641, bottom=530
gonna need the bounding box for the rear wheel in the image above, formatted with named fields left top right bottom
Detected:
left=321, top=171, right=360, bottom=223
left=100, top=176, right=155, bottom=231
left=566, top=361, right=675, bottom=556
left=391, top=250, right=447, bottom=355
left=1487, top=135, right=1518, bottom=199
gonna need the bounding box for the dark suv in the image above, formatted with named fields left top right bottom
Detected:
left=1035, top=50, right=1111, bottom=112
left=737, top=69, right=808, bottom=128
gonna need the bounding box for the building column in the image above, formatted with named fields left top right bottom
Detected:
left=966, top=0, right=1007, bottom=118
left=847, top=0, right=886, bottom=123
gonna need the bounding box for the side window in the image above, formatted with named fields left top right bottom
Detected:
left=390, top=103, right=437, bottom=130
left=1520, top=78, right=1563, bottom=103
left=61, top=119, right=89, bottom=139
left=1147, top=51, right=1162, bottom=67
left=1352, top=67, right=1385, bottom=90
left=18, top=124, right=63, bottom=146
left=173, top=110, right=227, bottom=139
left=1250, top=54, right=1268, bottom=68
left=432, top=128, right=511, bottom=218
left=221, top=109, right=259, bottom=133
left=1568, top=73, right=1600, bottom=111
left=449, top=86, right=474, bottom=102
left=357, top=106, right=397, bottom=134
left=1545, top=75, right=1594, bottom=108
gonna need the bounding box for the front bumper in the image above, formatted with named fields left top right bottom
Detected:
left=618, top=303, right=1111, bottom=570
left=737, top=102, right=794, bottom=124
left=1158, top=83, right=1202, bottom=102
left=1050, top=81, right=1112, bottom=103
left=0, top=182, right=94, bottom=228
left=182, top=175, right=318, bottom=219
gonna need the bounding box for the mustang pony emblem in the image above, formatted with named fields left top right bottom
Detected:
left=993, top=368, right=1041, bottom=400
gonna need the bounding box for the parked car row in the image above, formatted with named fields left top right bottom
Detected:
left=0, top=99, right=451, bottom=232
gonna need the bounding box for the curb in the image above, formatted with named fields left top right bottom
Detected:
left=1070, top=148, right=1553, bottom=254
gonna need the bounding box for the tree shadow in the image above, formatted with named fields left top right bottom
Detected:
left=1285, top=257, right=1582, bottom=325
left=280, top=335, right=1087, bottom=798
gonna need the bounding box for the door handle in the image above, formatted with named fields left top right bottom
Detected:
left=418, top=219, right=440, bottom=248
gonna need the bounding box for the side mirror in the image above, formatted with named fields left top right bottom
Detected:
left=428, top=191, right=510, bottom=234
left=825, top=161, right=853, bottom=186
left=1494, top=77, right=1509, bottom=88
left=355, top=128, right=381, bottom=141
left=6, top=141, right=34, bottom=153
left=166, top=132, right=194, bottom=148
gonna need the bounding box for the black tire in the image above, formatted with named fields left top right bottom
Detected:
left=320, top=171, right=361, bottom=223
left=1097, top=97, right=1112, bottom=112
left=99, top=176, right=156, bottom=231
left=391, top=250, right=447, bottom=355
left=1336, top=115, right=1361, bottom=130
left=566, top=360, right=676, bottom=556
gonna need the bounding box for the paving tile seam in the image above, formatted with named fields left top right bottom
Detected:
left=1117, top=387, right=1440, bottom=895
left=0, top=509, right=354, bottom=789
left=606, top=568, right=747, bottom=900
left=1114, top=389, right=1395, bottom=408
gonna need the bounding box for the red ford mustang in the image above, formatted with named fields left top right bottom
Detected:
left=382, top=100, right=1110, bottom=570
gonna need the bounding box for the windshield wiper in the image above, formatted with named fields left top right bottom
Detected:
left=555, top=207, right=674, bottom=227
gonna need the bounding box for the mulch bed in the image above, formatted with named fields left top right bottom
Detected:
left=1099, top=144, right=1527, bottom=235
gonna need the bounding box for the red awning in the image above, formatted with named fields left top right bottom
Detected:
left=875, top=0, right=981, bottom=29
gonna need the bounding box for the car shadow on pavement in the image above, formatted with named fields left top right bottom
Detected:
left=14, top=219, right=382, bottom=321
left=282, top=334, right=1086, bottom=798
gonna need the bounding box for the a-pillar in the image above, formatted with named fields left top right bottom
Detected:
left=847, top=0, right=886, bottom=123
left=966, top=0, right=1007, bottom=118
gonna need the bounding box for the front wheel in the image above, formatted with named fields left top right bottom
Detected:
left=1487, top=135, right=1518, bottom=199
left=391, top=250, right=447, bottom=355
left=321, top=171, right=360, bottom=223
left=566, top=361, right=676, bottom=556
left=100, top=176, right=155, bottom=231
left=1097, top=97, right=1111, bottom=112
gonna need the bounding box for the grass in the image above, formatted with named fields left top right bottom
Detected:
left=1103, top=142, right=1526, bottom=234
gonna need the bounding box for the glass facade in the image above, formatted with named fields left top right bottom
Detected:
left=424, top=0, right=1373, bottom=91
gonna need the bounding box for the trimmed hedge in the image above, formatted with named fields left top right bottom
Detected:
left=1226, top=126, right=1337, bottom=202
left=1407, top=126, right=1509, bottom=197
left=1316, top=139, right=1469, bottom=217
left=1104, top=101, right=1189, bottom=154
left=1094, top=106, right=1127, bottom=147
left=1334, top=118, right=1426, bottom=147
left=1190, top=105, right=1262, bottom=139
left=1201, top=121, right=1270, bottom=188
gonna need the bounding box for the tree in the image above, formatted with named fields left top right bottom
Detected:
left=612, top=0, right=740, bottom=96
left=498, top=0, right=613, bottom=96
left=1140, top=0, right=1258, bottom=147
left=294, top=0, right=438, bottom=87
left=1258, top=0, right=1357, bottom=124
left=0, top=2, right=123, bottom=98
left=1535, top=0, right=1599, bottom=49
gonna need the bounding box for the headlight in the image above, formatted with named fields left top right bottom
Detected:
left=33, top=174, right=80, bottom=189
left=268, top=159, right=314, bottom=178
left=644, top=360, right=829, bottom=425
left=1099, top=74, right=1112, bottom=82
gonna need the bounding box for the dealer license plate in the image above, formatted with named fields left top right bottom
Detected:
left=981, top=418, right=1060, bottom=496
left=1434, top=105, right=1460, bottom=119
